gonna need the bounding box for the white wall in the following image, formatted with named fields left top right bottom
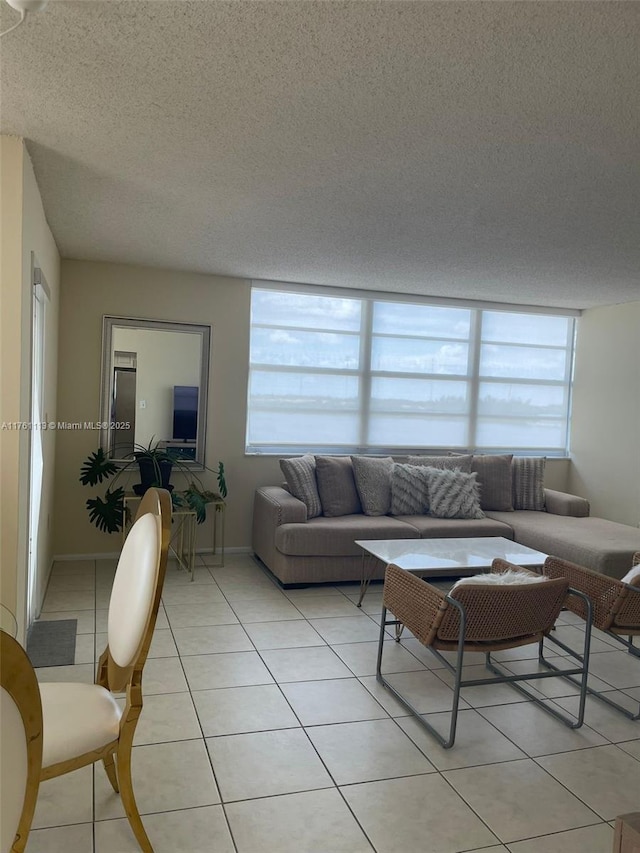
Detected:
left=569, top=302, right=640, bottom=525
left=54, top=259, right=281, bottom=556
left=54, top=258, right=572, bottom=557
left=0, top=137, right=60, bottom=640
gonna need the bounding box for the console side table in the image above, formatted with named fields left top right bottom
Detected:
left=123, top=494, right=197, bottom=580
left=123, top=494, right=226, bottom=580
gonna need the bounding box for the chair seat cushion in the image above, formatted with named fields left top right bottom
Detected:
left=40, top=682, right=122, bottom=769
left=621, top=563, right=640, bottom=587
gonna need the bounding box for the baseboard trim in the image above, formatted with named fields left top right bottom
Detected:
left=53, top=552, right=122, bottom=561
left=53, top=546, right=253, bottom=562
left=199, top=546, right=252, bottom=555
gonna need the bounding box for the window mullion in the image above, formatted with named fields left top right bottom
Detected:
left=467, top=309, right=482, bottom=451
left=359, top=299, right=374, bottom=451
left=564, top=317, right=577, bottom=454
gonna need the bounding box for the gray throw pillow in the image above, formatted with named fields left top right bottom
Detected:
left=315, top=456, right=362, bottom=517
left=351, top=456, right=393, bottom=516
left=512, top=457, right=546, bottom=510
left=390, top=464, right=431, bottom=515
left=426, top=468, right=485, bottom=519
left=279, top=455, right=322, bottom=518
left=471, top=454, right=514, bottom=511
left=407, top=454, right=473, bottom=474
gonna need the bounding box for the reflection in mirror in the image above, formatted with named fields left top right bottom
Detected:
left=100, top=317, right=211, bottom=466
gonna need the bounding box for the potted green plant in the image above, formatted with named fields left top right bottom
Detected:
left=79, top=440, right=227, bottom=533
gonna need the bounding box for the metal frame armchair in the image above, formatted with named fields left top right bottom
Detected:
left=37, top=487, right=171, bottom=851
left=377, top=558, right=593, bottom=748
left=543, top=553, right=640, bottom=720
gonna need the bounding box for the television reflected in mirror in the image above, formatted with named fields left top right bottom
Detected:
left=100, top=317, right=211, bottom=466
left=172, top=385, right=199, bottom=459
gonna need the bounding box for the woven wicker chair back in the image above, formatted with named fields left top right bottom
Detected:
left=544, top=556, right=640, bottom=632
left=437, top=577, right=569, bottom=643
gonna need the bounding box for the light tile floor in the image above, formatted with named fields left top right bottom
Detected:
left=27, top=553, right=640, bottom=853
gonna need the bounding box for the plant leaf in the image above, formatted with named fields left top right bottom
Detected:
left=86, top=487, right=124, bottom=533
left=174, top=486, right=218, bottom=524
left=217, top=461, right=228, bottom=499
left=79, top=448, right=118, bottom=486
left=171, top=491, right=188, bottom=510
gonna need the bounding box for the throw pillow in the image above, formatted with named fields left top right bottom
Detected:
left=315, top=456, right=362, bottom=517
left=512, top=456, right=546, bottom=511
left=351, top=456, right=393, bottom=516
left=425, top=468, right=485, bottom=519
left=407, top=454, right=473, bottom=474
left=279, top=455, right=322, bottom=519
left=621, top=563, right=640, bottom=587
left=471, top=454, right=514, bottom=511
left=452, top=569, right=548, bottom=590
left=390, top=463, right=431, bottom=515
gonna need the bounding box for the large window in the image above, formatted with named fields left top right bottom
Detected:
left=247, top=285, right=576, bottom=455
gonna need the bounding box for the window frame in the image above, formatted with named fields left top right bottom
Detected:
left=246, top=282, right=579, bottom=457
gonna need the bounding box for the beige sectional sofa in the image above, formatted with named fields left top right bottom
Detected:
left=252, top=454, right=640, bottom=586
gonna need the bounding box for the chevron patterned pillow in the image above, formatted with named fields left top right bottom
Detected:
left=390, top=463, right=431, bottom=515
left=426, top=468, right=485, bottom=519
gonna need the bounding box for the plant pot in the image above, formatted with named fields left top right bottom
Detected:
left=133, top=457, right=174, bottom=496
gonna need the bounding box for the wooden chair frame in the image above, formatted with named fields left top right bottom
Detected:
left=543, top=554, right=640, bottom=720
left=39, top=487, right=171, bottom=852
left=1, top=630, right=44, bottom=853
left=376, top=559, right=593, bottom=748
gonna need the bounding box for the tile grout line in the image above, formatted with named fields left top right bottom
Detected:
left=38, top=555, right=640, bottom=852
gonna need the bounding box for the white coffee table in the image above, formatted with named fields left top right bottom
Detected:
left=354, top=537, right=549, bottom=606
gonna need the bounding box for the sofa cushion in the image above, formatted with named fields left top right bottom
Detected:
left=279, top=455, right=322, bottom=519
left=471, top=454, right=513, bottom=511
left=393, top=515, right=513, bottom=538
left=407, top=454, right=473, bottom=473
left=390, top=464, right=431, bottom=515
left=315, top=456, right=362, bottom=517
left=351, top=456, right=394, bottom=516
left=275, top=514, right=418, bottom=557
left=426, top=469, right=485, bottom=519
left=512, top=457, right=546, bottom=511
left=485, top=511, right=640, bottom=579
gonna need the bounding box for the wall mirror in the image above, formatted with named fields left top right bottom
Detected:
left=100, top=316, right=211, bottom=466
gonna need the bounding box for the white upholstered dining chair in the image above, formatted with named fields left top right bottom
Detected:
left=37, top=486, right=171, bottom=851
left=1, top=629, right=43, bottom=853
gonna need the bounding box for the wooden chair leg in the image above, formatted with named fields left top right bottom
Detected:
left=102, top=753, right=119, bottom=792
left=116, top=744, right=152, bottom=852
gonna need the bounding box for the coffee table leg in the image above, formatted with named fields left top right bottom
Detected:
left=357, top=554, right=375, bottom=607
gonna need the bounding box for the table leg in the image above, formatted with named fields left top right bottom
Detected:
left=170, top=513, right=196, bottom=580
left=186, top=513, right=195, bottom=581
left=357, top=554, right=376, bottom=607
left=208, top=504, right=225, bottom=568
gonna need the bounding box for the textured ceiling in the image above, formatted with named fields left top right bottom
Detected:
left=1, top=0, right=639, bottom=309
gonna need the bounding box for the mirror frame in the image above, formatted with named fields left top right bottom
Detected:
left=100, top=315, right=211, bottom=467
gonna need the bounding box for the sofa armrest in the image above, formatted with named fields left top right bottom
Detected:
left=252, top=485, right=308, bottom=571
left=544, top=489, right=590, bottom=517
left=254, top=486, right=308, bottom=525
